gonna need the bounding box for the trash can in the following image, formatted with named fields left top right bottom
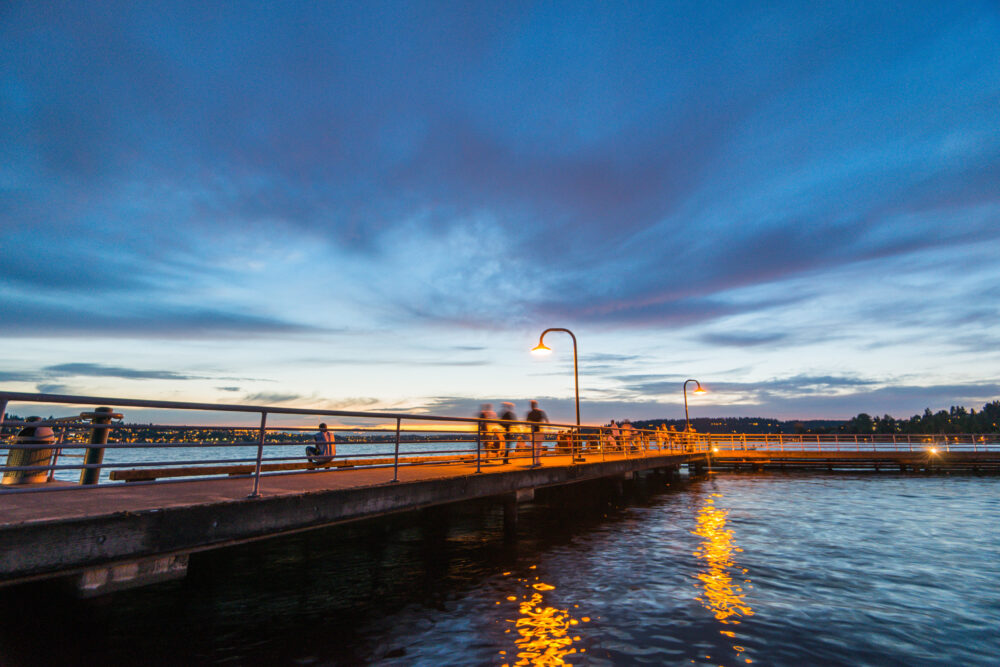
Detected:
left=2, top=417, right=55, bottom=485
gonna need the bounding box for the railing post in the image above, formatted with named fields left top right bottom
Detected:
left=248, top=411, right=267, bottom=498
left=47, top=425, right=69, bottom=482
left=476, top=427, right=482, bottom=474
left=0, top=398, right=7, bottom=472
left=80, top=407, right=117, bottom=485
left=391, top=417, right=402, bottom=483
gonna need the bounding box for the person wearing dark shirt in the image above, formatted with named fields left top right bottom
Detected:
left=526, top=400, right=549, bottom=465
left=499, top=402, right=517, bottom=464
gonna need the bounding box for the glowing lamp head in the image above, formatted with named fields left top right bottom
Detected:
left=531, top=342, right=552, bottom=355
left=694, top=387, right=707, bottom=395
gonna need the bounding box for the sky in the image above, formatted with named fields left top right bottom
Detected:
left=2, top=1, right=999, bottom=427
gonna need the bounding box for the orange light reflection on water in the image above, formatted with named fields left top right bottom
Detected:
left=693, top=493, right=754, bottom=663
left=693, top=494, right=753, bottom=624
left=501, top=575, right=586, bottom=666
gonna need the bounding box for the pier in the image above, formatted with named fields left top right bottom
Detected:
left=2, top=391, right=998, bottom=595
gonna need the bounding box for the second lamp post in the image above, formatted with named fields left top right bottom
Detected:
left=683, top=378, right=705, bottom=432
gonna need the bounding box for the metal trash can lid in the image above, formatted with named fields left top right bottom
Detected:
left=16, top=416, right=55, bottom=443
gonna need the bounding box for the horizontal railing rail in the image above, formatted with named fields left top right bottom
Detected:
left=696, top=431, right=1000, bottom=453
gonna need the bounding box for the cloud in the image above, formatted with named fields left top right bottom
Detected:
left=318, top=397, right=382, bottom=411
left=0, top=296, right=325, bottom=338
left=305, top=356, right=490, bottom=368
left=0, top=371, right=39, bottom=382
left=43, top=363, right=201, bottom=381
left=35, top=383, right=74, bottom=394
left=585, top=353, right=646, bottom=364
left=242, top=392, right=304, bottom=405
left=5, top=2, right=997, bottom=337
left=700, top=332, right=789, bottom=347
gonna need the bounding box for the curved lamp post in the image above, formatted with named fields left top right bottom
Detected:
left=683, top=379, right=706, bottom=432
left=531, top=328, right=580, bottom=427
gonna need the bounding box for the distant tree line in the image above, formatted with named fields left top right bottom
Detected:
left=632, top=401, right=1000, bottom=435
left=838, top=402, right=1000, bottom=434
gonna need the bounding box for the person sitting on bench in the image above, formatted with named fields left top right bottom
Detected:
left=306, top=423, right=335, bottom=464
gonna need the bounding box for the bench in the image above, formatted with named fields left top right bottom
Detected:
left=109, top=454, right=477, bottom=482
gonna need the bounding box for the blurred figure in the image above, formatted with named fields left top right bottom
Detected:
left=499, top=402, right=517, bottom=464
left=477, top=403, right=497, bottom=435
left=477, top=403, right=500, bottom=459
left=621, top=419, right=635, bottom=451
left=526, top=400, right=549, bottom=464
left=306, top=423, right=335, bottom=465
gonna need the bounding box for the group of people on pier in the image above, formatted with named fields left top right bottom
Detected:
left=477, top=400, right=549, bottom=463
left=474, top=404, right=701, bottom=463
left=303, top=408, right=700, bottom=468
left=601, top=421, right=697, bottom=452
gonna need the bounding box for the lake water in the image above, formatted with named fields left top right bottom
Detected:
left=2, top=471, right=998, bottom=666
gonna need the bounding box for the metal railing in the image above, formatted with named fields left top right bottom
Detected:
left=0, top=392, right=700, bottom=496
left=3, top=392, right=998, bottom=495
left=695, top=431, right=1000, bottom=453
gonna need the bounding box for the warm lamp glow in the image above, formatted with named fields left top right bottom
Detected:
left=531, top=342, right=552, bottom=355
left=928, top=447, right=938, bottom=455
left=694, top=387, right=707, bottom=395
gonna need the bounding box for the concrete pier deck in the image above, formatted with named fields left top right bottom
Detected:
left=0, top=451, right=699, bottom=590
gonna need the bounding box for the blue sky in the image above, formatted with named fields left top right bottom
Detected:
left=2, top=1, right=999, bottom=426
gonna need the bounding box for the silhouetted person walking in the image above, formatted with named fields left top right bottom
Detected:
left=526, top=400, right=549, bottom=466
left=499, top=402, right=517, bottom=464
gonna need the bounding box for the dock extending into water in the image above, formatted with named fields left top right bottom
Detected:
left=2, top=391, right=998, bottom=595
